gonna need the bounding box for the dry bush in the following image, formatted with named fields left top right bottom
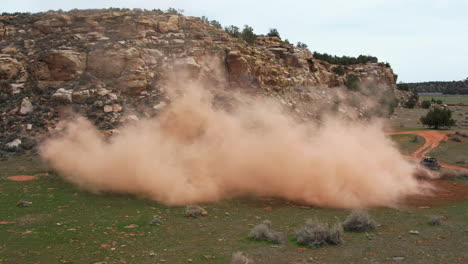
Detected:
left=248, top=220, right=284, bottom=244
left=231, top=252, right=254, bottom=264
left=428, top=216, right=443, bottom=226
left=295, top=219, right=343, bottom=248
left=185, top=205, right=208, bottom=218
left=342, top=210, right=376, bottom=232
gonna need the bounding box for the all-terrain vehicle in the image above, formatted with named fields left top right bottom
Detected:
left=420, top=157, right=441, bottom=170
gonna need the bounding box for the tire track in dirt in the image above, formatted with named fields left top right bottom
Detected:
left=390, top=130, right=468, bottom=172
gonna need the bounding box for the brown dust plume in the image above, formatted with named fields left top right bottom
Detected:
left=40, top=83, right=429, bottom=208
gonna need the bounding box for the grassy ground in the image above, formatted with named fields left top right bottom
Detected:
left=419, top=95, right=468, bottom=105
left=429, top=136, right=468, bottom=168
left=390, top=106, right=468, bottom=130
left=390, top=134, right=425, bottom=155
left=0, top=155, right=467, bottom=264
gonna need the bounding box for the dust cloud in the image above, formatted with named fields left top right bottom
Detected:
left=40, top=82, right=430, bottom=208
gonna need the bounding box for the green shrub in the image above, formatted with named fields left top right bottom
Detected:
left=267, top=28, right=280, bottom=39
left=332, top=65, right=345, bottom=76
left=342, top=211, right=376, bottom=232
left=345, top=74, right=360, bottom=90
left=225, top=25, right=241, bottom=38
left=210, top=20, right=222, bottom=29
left=404, top=91, right=419, bottom=108
left=296, top=42, right=308, bottom=49
left=313, top=52, right=378, bottom=65
left=436, top=99, right=443, bottom=104
left=421, top=100, right=432, bottom=109
left=420, top=107, right=456, bottom=129
left=241, top=25, right=256, bottom=44
left=295, top=219, right=343, bottom=248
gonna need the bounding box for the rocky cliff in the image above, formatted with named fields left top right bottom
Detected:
left=0, top=9, right=400, bottom=153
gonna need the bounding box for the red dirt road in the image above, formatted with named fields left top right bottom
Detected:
left=390, top=130, right=468, bottom=172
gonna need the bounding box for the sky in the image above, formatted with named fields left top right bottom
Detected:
left=2, top=0, right=468, bottom=82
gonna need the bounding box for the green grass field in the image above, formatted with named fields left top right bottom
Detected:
left=429, top=136, right=468, bottom=168
left=419, top=95, right=468, bottom=105
left=390, top=134, right=425, bottom=155
left=0, top=155, right=467, bottom=264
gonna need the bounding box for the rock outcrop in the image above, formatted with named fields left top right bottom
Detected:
left=0, top=9, right=400, bottom=153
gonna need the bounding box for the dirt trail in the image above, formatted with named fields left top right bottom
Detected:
left=390, top=130, right=468, bottom=172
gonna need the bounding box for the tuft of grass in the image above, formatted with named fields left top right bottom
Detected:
left=342, top=210, right=377, bottom=232
left=427, top=216, right=443, bottom=226
left=248, top=220, right=284, bottom=244
left=185, top=205, right=208, bottom=218
left=295, top=218, right=343, bottom=248
left=231, top=251, right=254, bottom=264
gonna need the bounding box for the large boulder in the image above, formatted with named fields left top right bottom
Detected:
left=40, top=50, right=86, bottom=81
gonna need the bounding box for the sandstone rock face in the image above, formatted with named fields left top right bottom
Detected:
left=41, top=50, right=85, bottom=81
left=0, top=9, right=400, bottom=149
left=0, top=55, right=22, bottom=80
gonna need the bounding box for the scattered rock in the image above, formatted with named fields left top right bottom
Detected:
left=17, top=201, right=32, bottom=207
left=112, top=104, right=122, bottom=112
left=52, top=88, right=73, bottom=104
left=19, top=98, right=33, bottom=115
left=150, top=217, right=162, bottom=226
left=408, top=230, right=419, bottom=235
left=103, top=105, right=113, bottom=113
left=26, top=124, right=33, bottom=130
left=5, top=139, right=21, bottom=151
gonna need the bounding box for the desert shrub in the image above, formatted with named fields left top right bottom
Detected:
left=404, top=91, right=419, bottom=108
left=225, top=25, right=241, bottom=38
left=342, top=211, right=376, bottom=232
left=166, top=7, right=183, bottom=15
left=420, top=107, right=456, bottom=129
left=241, top=25, right=256, bottom=44
left=267, top=28, right=280, bottom=39
left=332, top=65, right=345, bottom=76
left=210, top=20, right=222, bottom=29
left=421, top=100, right=432, bottom=109
left=296, top=42, right=308, bottom=49
left=295, top=219, right=343, bottom=248
left=249, top=220, right=284, bottom=244
left=185, top=205, right=208, bottom=218
left=345, top=74, right=360, bottom=91
left=428, top=216, right=442, bottom=226
left=231, top=252, right=254, bottom=264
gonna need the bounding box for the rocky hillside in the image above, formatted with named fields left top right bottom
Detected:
left=0, top=9, right=400, bottom=154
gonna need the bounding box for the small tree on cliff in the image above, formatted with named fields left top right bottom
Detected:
left=267, top=28, right=281, bottom=39
left=420, top=107, right=456, bottom=129
left=241, top=25, right=256, bottom=44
